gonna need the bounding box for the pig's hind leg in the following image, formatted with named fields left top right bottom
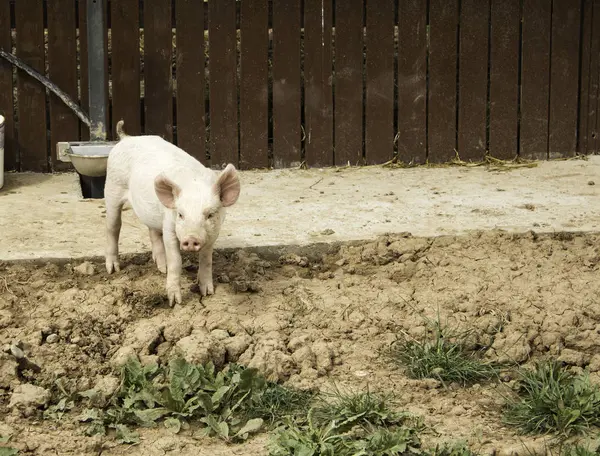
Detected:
left=149, top=228, right=167, bottom=273
left=104, top=180, right=127, bottom=273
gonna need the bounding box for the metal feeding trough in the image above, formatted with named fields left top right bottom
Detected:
left=57, top=141, right=117, bottom=198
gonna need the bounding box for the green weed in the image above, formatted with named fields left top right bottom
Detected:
left=0, top=435, right=18, bottom=456
left=427, top=441, right=478, bottom=456
left=269, top=408, right=423, bottom=456
left=503, top=360, right=600, bottom=437
left=312, top=388, right=412, bottom=431
left=388, top=319, right=500, bottom=386
left=242, top=381, right=317, bottom=426
left=79, top=357, right=268, bottom=442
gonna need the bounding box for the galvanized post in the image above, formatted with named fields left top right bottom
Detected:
left=86, top=0, right=107, bottom=141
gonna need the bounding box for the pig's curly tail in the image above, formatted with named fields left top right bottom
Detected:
left=116, top=120, right=128, bottom=140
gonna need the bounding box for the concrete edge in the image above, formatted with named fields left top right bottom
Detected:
left=0, top=228, right=592, bottom=268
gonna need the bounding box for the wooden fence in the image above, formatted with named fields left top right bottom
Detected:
left=0, top=0, right=597, bottom=172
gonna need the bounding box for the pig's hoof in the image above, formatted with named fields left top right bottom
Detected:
left=167, top=287, right=182, bottom=307
left=198, top=281, right=214, bottom=297
left=106, top=257, right=120, bottom=274
left=155, top=256, right=167, bottom=274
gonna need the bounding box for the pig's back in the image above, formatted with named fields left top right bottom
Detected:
left=109, top=135, right=211, bottom=229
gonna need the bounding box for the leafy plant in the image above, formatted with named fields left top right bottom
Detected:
left=503, top=360, right=600, bottom=437
left=0, top=435, right=18, bottom=456
left=80, top=357, right=268, bottom=442
left=388, top=319, right=500, bottom=386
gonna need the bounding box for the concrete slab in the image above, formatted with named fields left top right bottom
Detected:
left=1, top=157, right=600, bottom=261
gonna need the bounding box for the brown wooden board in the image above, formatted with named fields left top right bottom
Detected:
left=144, top=0, right=173, bottom=141
left=239, top=0, right=268, bottom=169
left=15, top=0, right=47, bottom=172
left=47, top=0, right=78, bottom=171
left=111, top=0, right=141, bottom=136
left=0, top=0, right=15, bottom=170
left=272, top=0, right=302, bottom=167
left=365, top=0, right=394, bottom=164
left=333, top=0, right=363, bottom=166
left=175, top=0, right=205, bottom=161
left=489, top=0, right=520, bottom=159
left=548, top=0, right=581, bottom=157
left=457, top=0, right=489, bottom=162
left=520, top=0, right=551, bottom=159
left=578, top=0, right=593, bottom=154
left=208, top=0, right=238, bottom=168
left=304, top=0, right=333, bottom=167
left=428, top=0, right=459, bottom=163
left=590, top=0, right=600, bottom=153
left=397, top=0, right=427, bottom=164
left=78, top=0, right=109, bottom=142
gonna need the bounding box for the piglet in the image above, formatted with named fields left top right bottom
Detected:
left=104, top=121, right=240, bottom=306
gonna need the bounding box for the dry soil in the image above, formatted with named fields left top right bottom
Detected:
left=1, top=230, right=600, bottom=455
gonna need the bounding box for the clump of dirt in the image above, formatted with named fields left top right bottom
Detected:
left=1, top=230, right=600, bottom=454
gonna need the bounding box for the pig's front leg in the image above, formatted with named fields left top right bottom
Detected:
left=162, top=223, right=183, bottom=306
left=197, top=244, right=214, bottom=296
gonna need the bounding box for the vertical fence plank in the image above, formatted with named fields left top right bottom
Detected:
left=272, top=0, right=301, bottom=167
left=240, top=0, right=268, bottom=169
left=428, top=0, right=459, bottom=163
left=0, top=0, right=16, bottom=170
left=304, top=0, right=333, bottom=167
left=47, top=0, right=78, bottom=171
left=578, top=0, right=593, bottom=154
left=397, top=0, right=427, bottom=164
left=111, top=0, right=141, bottom=136
left=520, top=0, right=551, bottom=159
left=457, top=0, right=489, bottom=162
left=548, top=0, right=581, bottom=157
left=144, top=0, right=173, bottom=141
left=15, top=0, right=47, bottom=172
left=365, top=0, right=394, bottom=164
left=334, top=0, right=363, bottom=166
left=589, top=0, right=600, bottom=154
left=209, top=0, right=238, bottom=167
left=175, top=0, right=205, bottom=161
left=489, top=0, right=520, bottom=159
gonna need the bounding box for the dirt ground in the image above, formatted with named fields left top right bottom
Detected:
left=1, top=230, right=600, bottom=455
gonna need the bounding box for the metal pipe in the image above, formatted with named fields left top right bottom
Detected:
left=0, top=49, right=91, bottom=127
left=86, top=0, right=107, bottom=141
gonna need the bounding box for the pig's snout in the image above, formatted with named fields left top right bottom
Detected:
left=181, top=236, right=203, bottom=252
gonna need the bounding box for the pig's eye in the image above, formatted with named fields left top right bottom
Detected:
left=207, top=212, right=214, bottom=220
left=177, top=212, right=184, bottom=220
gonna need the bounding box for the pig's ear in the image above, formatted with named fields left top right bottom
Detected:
left=154, top=174, right=181, bottom=209
left=215, top=164, right=240, bottom=207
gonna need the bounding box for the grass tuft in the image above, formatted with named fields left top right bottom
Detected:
left=503, top=360, right=600, bottom=437
left=387, top=319, right=500, bottom=386
left=560, top=443, right=600, bottom=456
left=428, top=442, right=478, bottom=456
left=312, top=388, right=412, bottom=430
left=242, top=381, right=317, bottom=426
